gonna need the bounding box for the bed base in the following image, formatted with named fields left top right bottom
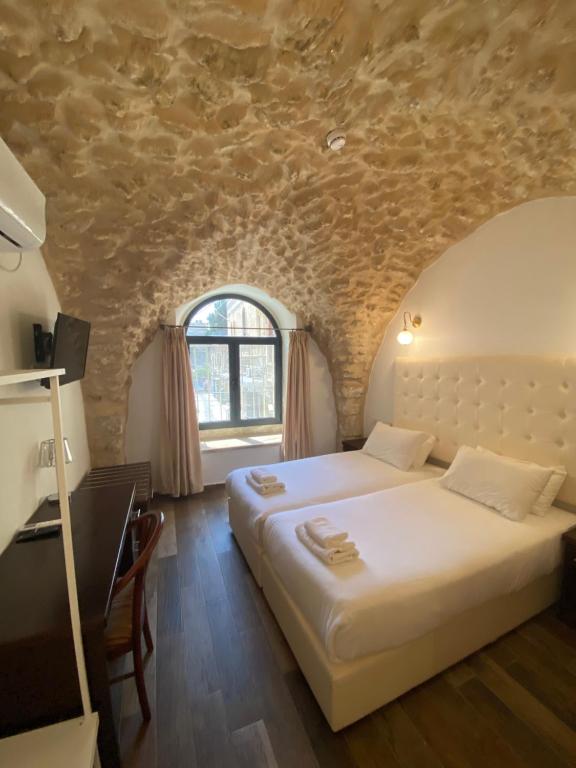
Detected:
left=261, top=555, right=560, bottom=731
left=228, top=496, right=264, bottom=586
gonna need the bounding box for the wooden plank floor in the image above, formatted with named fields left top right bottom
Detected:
left=117, top=486, right=576, bottom=768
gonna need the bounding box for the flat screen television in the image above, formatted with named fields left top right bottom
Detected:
left=37, top=313, right=91, bottom=388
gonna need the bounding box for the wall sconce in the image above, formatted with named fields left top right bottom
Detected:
left=39, top=438, right=73, bottom=503
left=397, top=312, right=422, bottom=345
left=39, top=438, right=73, bottom=467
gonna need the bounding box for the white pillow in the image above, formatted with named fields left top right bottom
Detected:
left=412, top=434, right=436, bottom=469
left=440, top=445, right=553, bottom=522
left=363, top=422, right=432, bottom=471
left=476, top=447, right=566, bottom=516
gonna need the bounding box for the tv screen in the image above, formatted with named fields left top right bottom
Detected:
left=48, top=313, right=91, bottom=386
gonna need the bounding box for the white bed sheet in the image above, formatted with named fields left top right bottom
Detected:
left=226, top=451, right=442, bottom=545
left=263, top=479, right=575, bottom=663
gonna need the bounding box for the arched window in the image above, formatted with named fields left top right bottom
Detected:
left=185, top=294, right=282, bottom=429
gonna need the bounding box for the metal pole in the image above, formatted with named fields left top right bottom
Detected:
left=161, top=323, right=312, bottom=332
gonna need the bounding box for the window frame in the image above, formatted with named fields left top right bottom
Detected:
left=184, top=293, right=283, bottom=430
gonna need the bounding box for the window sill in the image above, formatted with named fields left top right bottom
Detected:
left=200, top=424, right=282, bottom=441
left=200, top=433, right=282, bottom=453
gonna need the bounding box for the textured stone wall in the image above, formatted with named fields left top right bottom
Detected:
left=1, top=0, right=576, bottom=464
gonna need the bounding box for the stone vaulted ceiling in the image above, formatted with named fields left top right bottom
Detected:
left=1, top=0, right=576, bottom=463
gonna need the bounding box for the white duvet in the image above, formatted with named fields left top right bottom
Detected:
left=226, top=451, right=442, bottom=544
left=263, top=479, right=575, bottom=663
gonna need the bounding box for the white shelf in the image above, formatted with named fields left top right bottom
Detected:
left=0, top=714, right=99, bottom=767
left=0, top=369, right=65, bottom=386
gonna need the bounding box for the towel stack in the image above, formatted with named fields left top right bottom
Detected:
left=246, top=467, right=286, bottom=496
left=296, top=517, right=359, bottom=565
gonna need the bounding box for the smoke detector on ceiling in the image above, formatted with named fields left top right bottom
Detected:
left=326, top=129, right=346, bottom=151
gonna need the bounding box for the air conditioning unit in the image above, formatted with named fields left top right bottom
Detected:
left=0, top=138, right=46, bottom=252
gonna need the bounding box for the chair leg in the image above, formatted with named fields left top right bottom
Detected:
left=133, top=634, right=151, bottom=721
left=143, top=605, right=154, bottom=654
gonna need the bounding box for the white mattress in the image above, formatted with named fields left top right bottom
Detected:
left=226, top=450, right=442, bottom=545
left=262, top=479, right=576, bottom=663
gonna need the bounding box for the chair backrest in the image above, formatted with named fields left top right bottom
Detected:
left=113, top=510, right=164, bottom=600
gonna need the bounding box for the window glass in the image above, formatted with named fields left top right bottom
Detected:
left=189, top=344, right=230, bottom=423
left=185, top=294, right=281, bottom=428
left=186, top=297, right=275, bottom=338
left=239, top=344, right=276, bottom=420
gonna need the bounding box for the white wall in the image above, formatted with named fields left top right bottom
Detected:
left=0, top=250, right=91, bottom=554
left=126, top=284, right=338, bottom=486
left=126, top=331, right=162, bottom=485
left=365, top=197, right=576, bottom=431
left=308, top=336, right=338, bottom=455
left=201, top=443, right=282, bottom=486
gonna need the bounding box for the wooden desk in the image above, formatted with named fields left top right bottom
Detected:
left=0, top=482, right=135, bottom=768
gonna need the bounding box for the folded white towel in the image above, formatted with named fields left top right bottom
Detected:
left=246, top=474, right=285, bottom=496
left=250, top=468, right=278, bottom=485
left=315, top=536, right=356, bottom=553
left=305, top=516, right=349, bottom=549
left=296, top=524, right=359, bottom=566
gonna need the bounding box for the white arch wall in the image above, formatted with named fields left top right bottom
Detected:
left=126, top=284, right=337, bottom=486
left=365, top=197, right=576, bottom=431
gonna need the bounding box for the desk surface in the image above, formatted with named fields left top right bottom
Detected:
left=0, top=482, right=135, bottom=645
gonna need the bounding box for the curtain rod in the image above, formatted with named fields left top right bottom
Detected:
left=160, top=323, right=312, bottom=332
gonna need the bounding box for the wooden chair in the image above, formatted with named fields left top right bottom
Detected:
left=105, top=510, right=164, bottom=721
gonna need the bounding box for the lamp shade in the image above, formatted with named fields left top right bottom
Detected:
left=397, top=329, right=414, bottom=345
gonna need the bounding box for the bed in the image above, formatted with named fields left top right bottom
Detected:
left=227, top=449, right=443, bottom=584
left=263, top=479, right=575, bottom=664
left=259, top=356, right=576, bottom=730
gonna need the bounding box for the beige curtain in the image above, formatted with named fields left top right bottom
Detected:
left=281, top=330, right=312, bottom=461
left=160, top=326, right=203, bottom=496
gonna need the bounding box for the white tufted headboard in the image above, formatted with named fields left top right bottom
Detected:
left=394, top=356, right=576, bottom=507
